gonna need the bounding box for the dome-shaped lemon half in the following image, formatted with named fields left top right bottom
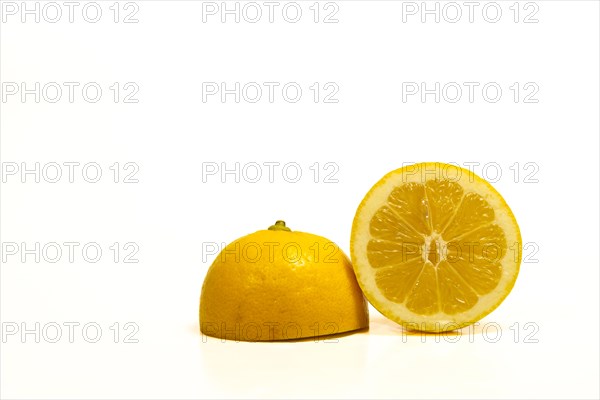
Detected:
left=200, top=221, right=369, bottom=341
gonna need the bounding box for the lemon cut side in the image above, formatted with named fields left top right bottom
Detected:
left=350, top=163, right=521, bottom=332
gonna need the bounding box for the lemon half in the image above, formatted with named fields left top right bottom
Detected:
left=350, top=163, right=521, bottom=332
left=200, top=221, right=369, bottom=341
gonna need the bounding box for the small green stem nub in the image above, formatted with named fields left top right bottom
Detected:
left=268, top=220, right=291, bottom=231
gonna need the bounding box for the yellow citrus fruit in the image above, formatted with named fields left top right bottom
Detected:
left=350, top=163, right=521, bottom=332
left=200, top=221, right=369, bottom=341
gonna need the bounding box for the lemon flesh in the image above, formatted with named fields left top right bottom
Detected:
left=351, top=163, right=521, bottom=332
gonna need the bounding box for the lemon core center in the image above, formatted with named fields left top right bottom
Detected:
left=423, top=234, right=447, bottom=266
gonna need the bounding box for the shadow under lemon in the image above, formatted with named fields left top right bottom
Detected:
left=196, top=325, right=370, bottom=397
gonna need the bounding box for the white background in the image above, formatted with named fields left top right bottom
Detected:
left=1, top=1, right=599, bottom=398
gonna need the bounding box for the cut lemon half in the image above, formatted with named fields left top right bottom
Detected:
left=200, top=221, right=368, bottom=341
left=350, top=162, right=521, bottom=332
